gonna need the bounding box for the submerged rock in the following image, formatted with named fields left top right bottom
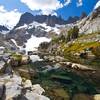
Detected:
left=52, top=88, right=69, bottom=100
left=17, top=67, right=36, bottom=79
left=94, top=94, right=100, bottom=100
left=72, top=94, right=92, bottom=100
left=72, top=94, right=100, bottom=100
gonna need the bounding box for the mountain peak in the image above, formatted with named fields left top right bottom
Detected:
left=14, top=12, right=34, bottom=28
left=14, top=12, right=66, bottom=28
left=14, top=12, right=80, bottom=29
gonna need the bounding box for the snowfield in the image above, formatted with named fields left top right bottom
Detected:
left=25, top=35, right=51, bottom=52
left=15, top=24, right=28, bottom=30
left=11, top=36, right=51, bottom=54
left=10, top=21, right=62, bottom=53
left=15, top=21, right=61, bottom=35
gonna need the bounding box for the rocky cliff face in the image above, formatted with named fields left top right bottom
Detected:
left=6, top=13, right=67, bottom=46
left=0, top=25, right=9, bottom=32
left=6, top=26, right=46, bottom=46
left=62, top=6, right=100, bottom=34
left=77, top=6, right=100, bottom=34
left=15, top=12, right=66, bottom=28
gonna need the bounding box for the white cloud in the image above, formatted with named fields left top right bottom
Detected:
left=20, top=0, right=83, bottom=15
left=0, top=5, right=22, bottom=29
left=94, top=0, right=100, bottom=9
left=77, top=0, right=83, bottom=7
left=21, top=0, right=62, bottom=10
left=20, top=0, right=63, bottom=15
left=64, top=0, right=71, bottom=6
left=0, top=6, right=6, bottom=12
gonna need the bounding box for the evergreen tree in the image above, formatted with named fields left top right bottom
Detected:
left=67, top=26, right=79, bottom=42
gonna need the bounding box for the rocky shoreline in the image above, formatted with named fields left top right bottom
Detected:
left=0, top=73, right=50, bottom=100
left=0, top=51, right=50, bottom=100
left=0, top=47, right=100, bottom=100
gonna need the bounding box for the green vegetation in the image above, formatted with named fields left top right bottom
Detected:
left=39, top=42, right=50, bottom=50
left=49, top=31, right=100, bottom=67
left=67, top=26, right=79, bottom=42
left=11, top=53, right=22, bottom=61
left=10, top=53, right=23, bottom=67
left=51, top=26, right=79, bottom=43
left=62, top=42, right=100, bottom=54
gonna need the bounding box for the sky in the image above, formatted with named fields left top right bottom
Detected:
left=0, top=0, right=99, bottom=29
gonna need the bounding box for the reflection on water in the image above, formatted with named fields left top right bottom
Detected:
left=31, top=61, right=97, bottom=100
left=26, top=51, right=99, bottom=99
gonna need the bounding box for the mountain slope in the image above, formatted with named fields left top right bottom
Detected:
left=77, top=6, right=100, bottom=34
left=94, top=0, right=100, bottom=9
left=6, top=12, right=67, bottom=46
left=0, top=25, right=9, bottom=31
left=1, top=5, right=100, bottom=52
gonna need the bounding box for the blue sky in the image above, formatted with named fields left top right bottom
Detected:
left=0, top=0, right=99, bottom=29
left=57, top=0, right=99, bottom=19
left=0, top=0, right=99, bottom=19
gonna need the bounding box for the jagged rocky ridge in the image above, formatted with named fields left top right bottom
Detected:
left=3, top=12, right=83, bottom=46
left=14, top=12, right=79, bottom=28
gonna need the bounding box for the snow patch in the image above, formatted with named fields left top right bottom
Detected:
left=28, top=21, right=61, bottom=34
left=15, top=24, right=28, bottom=30
left=10, top=36, right=51, bottom=55
left=15, top=21, right=61, bottom=34
left=11, top=39, right=18, bottom=47
left=39, top=23, right=61, bottom=34
left=10, top=39, right=23, bottom=50
left=25, top=35, right=51, bottom=52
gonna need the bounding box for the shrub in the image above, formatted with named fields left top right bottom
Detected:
left=39, top=42, right=50, bottom=50
left=67, top=26, right=79, bottom=42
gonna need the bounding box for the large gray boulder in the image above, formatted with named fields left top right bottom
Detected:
left=0, top=74, right=22, bottom=100
left=0, top=61, right=5, bottom=73
left=0, top=74, right=50, bottom=100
